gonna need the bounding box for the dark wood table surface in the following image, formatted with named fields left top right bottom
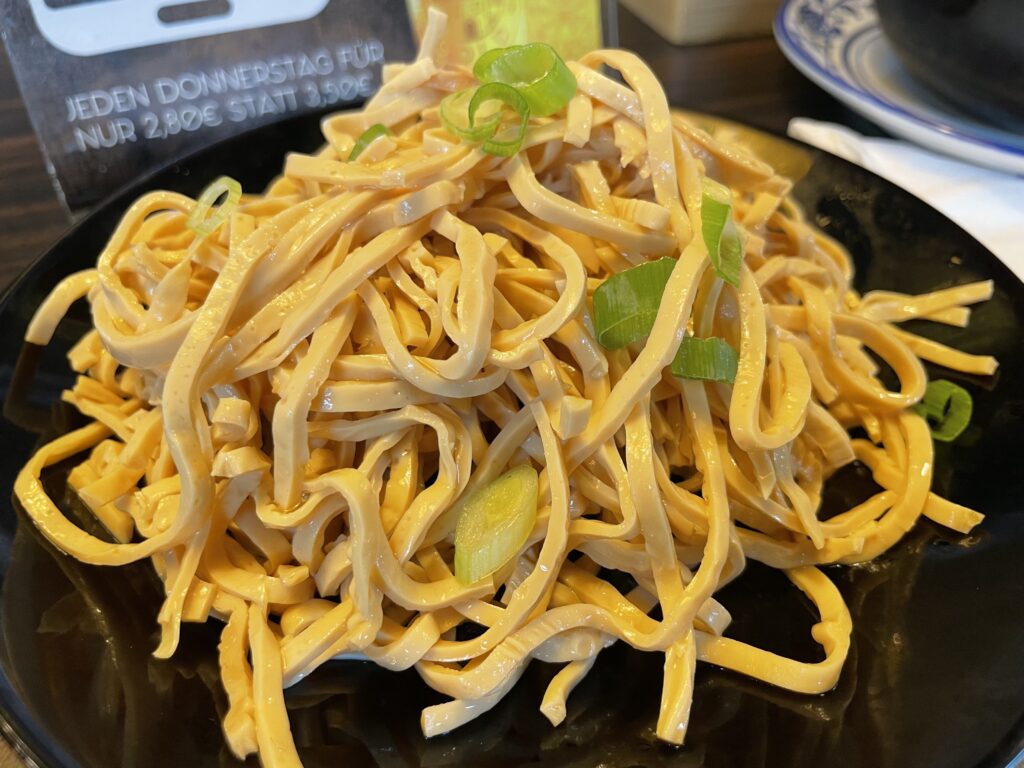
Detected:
left=0, top=7, right=873, bottom=767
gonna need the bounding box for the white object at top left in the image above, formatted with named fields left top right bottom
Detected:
left=28, top=0, right=332, bottom=57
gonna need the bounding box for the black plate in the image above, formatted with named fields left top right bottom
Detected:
left=1, top=111, right=1023, bottom=768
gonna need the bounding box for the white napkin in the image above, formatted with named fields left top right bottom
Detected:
left=787, top=118, right=1024, bottom=280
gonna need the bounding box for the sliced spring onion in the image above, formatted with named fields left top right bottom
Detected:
left=468, top=82, right=530, bottom=157
left=348, top=123, right=390, bottom=160
left=472, top=47, right=509, bottom=81
left=187, top=176, right=242, bottom=237
left=454, top=464, right=539, bottom=585
left=671, top=337, right=739, bottom=383
left=913, top=379, right=972, bottom=442
left=591, top=257, right=676, bottom=349
left=472, top=43, right=576, bottom=117
left=440, top=88, right=502, bottom=142
left=701, top=178, right=742, bottom=287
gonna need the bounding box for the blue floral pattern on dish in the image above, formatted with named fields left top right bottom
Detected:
left=786, top=0, right=875, bottom=69
left=775, top=0, right=1024, bottom=169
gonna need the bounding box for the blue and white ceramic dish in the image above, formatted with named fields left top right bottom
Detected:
left=774, top=0, right=1024, bottom=175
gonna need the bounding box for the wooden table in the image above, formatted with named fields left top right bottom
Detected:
left=0, top=7, right=873, bottom=767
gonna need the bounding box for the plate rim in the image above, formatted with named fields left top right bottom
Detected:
left=773, top=0, right=1024, bottom=165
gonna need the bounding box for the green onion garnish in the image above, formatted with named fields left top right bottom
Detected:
left=454, top=464, right=539, bottom=584
left=591, top=257, right=739, bottom=382
left=913, top=379, right=973, bottom=442
left=439, top=83, right=530, bottom=157
left=671, top=337, right=739, bottom=383
left=472, top=47, right=509, bottom=82
left=440, top=88, right=502, bottom=142
left=187, top=176, right=241, bottom=237
left=472, top=43, right=576, bottom=117
left=701, top=178, right=743, bottom=287
left=439, top=44, right=574, bottom=158
left=468, top=82, right=530, bottom=157
left=592, top=257, right=676, bottom=349
left=348, top=123, right=391, bottom=161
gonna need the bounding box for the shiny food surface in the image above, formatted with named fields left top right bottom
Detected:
left=0, top=110, right=1021, bottom=768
